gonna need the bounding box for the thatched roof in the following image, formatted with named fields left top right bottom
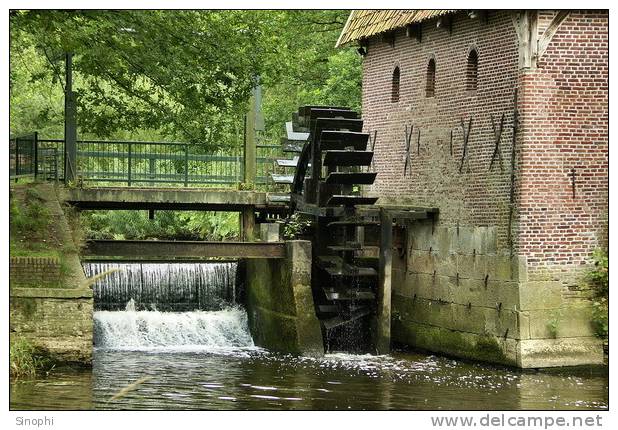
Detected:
left=336, top=10, right=457, bottom=47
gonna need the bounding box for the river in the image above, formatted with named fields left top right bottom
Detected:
left=10, top=306, right=608, bottom=411
left=9, top=262, right=609, bottom=410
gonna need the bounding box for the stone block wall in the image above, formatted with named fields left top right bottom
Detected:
left=10, top=256, right=62, bottom=288
left=244, top=241, right=323, bottom=356
left=10, top=288, right=93, bottom=363
left=391, top=219, right=602, bottom=367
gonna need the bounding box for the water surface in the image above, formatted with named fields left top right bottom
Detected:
left=10, top=306, right=608, bottom=411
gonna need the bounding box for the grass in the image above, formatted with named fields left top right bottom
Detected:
left=9, top=184, right=54, bottom=256
left=10, top=337, right=53, bottom=378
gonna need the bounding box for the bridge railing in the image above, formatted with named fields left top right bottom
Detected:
left=25, top=137, right=287, bottom=190
left=10, top=133, right=38, bottom=180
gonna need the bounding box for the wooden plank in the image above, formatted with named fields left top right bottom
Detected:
left=276, top=157, right=298, bottom=168
left=327, top=195, right=378, bottom=206
left=321, top=307, right=372, bottom=330
left=299, top=105, right=351, bottom=117
left=320, top=130, right=369, bottom=150
left=375, top=207, right=392, bottom=354
left=302, top=107, right=357, bottom=120
left=314, top=117, right=364, bottom=132
left=323, top=150, right=373, bottom=167
left=270, top=174, right=294, bottom=184
left=281, top=140, right=304, bottom=153
left=325, top=172, right=377, bottom=185
left=83, top=240, right=285, bottom=259
left=286, top=121, right=310, bottom=141
left=323, top=288, right=375, bottom=301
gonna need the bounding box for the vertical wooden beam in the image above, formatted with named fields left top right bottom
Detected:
left=376, top=207, right=393, bottom=354
left=241, top=206, right=256, bottom=242
left=64, top=53, right=77, bottom=183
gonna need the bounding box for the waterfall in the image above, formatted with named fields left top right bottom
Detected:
left=94, top=300, right=254, bottom=351
left=87, top=261, right=255, bottom=351
left=83, top=262, right=238, bottom=311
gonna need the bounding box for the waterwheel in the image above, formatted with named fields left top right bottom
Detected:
left=273, top=106, right=386, bottom=353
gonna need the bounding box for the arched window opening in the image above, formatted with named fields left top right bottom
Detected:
left=466, top=49, right=479, bottom=92
left=391, top=67, right=400, bottom=103
left=426, top=59, right=436, bottom=98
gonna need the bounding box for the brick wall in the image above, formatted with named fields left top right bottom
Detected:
left=10, top=256, right=62, bottom=288
left=516, top=11, right=608, bottom=282
left=362, top=10, right=519, bottom=250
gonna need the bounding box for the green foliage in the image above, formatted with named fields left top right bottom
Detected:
left=585, top=250, right=608, bottom=339
left=10, top=187, right=51, bottom=236
left=591, top=298, right=608, bottom=339
left=282, top=213, right=313, bottom=240
left=547, top=311, right=562, bottom=339
left=10, top=337, right=52, bottom=378
left=10, top=10, right=361, bottom=144
left=586, top=249, right=609, bottom=298
left=80, top=210, right=239, bottom=241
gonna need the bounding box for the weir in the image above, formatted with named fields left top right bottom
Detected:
left=89, top=261, right=255, bottom=351
left=84, top=261, right=238, bottom=312
left=94, top=300, right=254, bottom=350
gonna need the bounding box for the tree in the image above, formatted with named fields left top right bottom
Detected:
left=10, top=10, right=362, bottom=145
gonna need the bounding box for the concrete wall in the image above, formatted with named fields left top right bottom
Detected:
left=244, top=241, right=324, bottom=356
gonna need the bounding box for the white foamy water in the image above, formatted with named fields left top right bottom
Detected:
left=94, top=300, right=255, bottom=351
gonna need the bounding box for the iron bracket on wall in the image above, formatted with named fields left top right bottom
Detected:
left=403, top=124, right=413, bottom=176
left=489, top=112, right=505, bottom=172
left=459, top=117, right=473, bottom=173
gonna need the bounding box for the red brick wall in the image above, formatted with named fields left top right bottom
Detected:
left=10, top=256, right=62, bottom=288
left=361, top=10, right=519, bottom=249
left=516, top=11, right=608, bottom=277
left=361, top=10, right=608, bottom=267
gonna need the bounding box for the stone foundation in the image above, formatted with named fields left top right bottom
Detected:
left=391, top=219, right=603, bottom=367
left=10, top=288, right=93, bottom=364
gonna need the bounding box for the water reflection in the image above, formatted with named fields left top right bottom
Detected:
left=10, top=349, right=608, bottom=411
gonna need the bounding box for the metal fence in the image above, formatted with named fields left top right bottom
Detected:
left=14, top=136, right=288, bottom=190
left=9, top=133, right=38, bottom=179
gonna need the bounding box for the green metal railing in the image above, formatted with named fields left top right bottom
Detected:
left=10, top=133, right=38, bottom=180
left=25, top=137, right=287, bottom=190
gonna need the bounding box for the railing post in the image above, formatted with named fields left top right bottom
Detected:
left=127, top=142, right=132, bottom=186
left=184, top=145, right=189, bottom=187
left=15, top=138, right=20, bottom=180
left=53, top=148, right=59, bottom=184
left=243, top=89, right=257, bottom=186
left=33, top=132, right=39, bottom=180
